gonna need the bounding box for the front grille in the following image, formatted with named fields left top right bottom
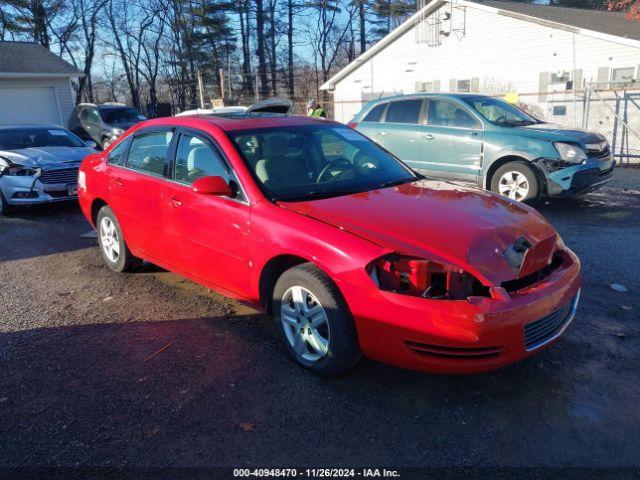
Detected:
left=524, top=296, right=577, bottom=351
left=39, top=168, right=79, bottom=185
left=406, top=341, right=503, bottom=360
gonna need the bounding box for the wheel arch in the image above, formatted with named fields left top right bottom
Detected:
left=484, top=155, right=545, bottom=192
left=258, top=254, right=313, bottom=315
left=90, top=198, right=109, bottom=227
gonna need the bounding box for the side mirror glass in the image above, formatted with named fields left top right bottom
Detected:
left=192, top=176, right=233, bottom=197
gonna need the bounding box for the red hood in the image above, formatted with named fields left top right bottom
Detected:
left=279, top=180, right=558, bottom=285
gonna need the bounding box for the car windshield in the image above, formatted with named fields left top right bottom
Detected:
left=99, top=107, right=145, bottom=124
left=463, top=96, right=539, bottom=126
left=0, top=128, right=85, bottom=150
left=229, top=124, right=418, bottom=202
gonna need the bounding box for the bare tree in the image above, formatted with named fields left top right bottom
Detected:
left=74, top=0, right=109, bottom=103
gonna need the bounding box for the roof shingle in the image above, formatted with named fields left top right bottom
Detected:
left=474, top=0, right=640, bottom=41
left=0, top=41, right=82, bottom=76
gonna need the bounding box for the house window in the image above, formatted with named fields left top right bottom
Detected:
left=457, top=79, right=471, bottom=92
left=417, top=81, right=434, bottom=92
left=552, top=105, right=567, bottom=116
left=611, top=67, right=636, bottom=86
left=550, top=71, right=571, bottom=84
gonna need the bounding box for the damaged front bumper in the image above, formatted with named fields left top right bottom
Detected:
left=0, top=172, right=79, bottom=206
left=541, top=155, right=616, bottom=197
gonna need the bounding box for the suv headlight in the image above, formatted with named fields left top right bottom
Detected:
left=554, top=142, right=587, bottom=163
left=367, top=254, right=490, bottom=300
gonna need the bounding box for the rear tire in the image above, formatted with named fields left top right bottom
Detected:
left=96, top=205, right=141, bottom=272
left=490, top=161, right=539, bottom=203
left=272, top=263, right=361, bottom=376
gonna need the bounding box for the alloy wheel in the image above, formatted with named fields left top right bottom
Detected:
left=99, top=216, right=120, bottom=263
left=498, top=171, right=530, bottom=201
left=280, top=286, right=331, bottom=362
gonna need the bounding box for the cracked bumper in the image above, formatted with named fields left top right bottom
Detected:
left=0, top=176, right=78, bottom=206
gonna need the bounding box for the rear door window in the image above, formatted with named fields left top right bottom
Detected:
left=384, top=99, right=423, bottom=124
left=107, top=137, right=132, bottom=166
left=126, top=131, right=173, bottom=176
left=363, top=103, right=387, bottom=122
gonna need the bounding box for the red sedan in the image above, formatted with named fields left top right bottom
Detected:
left=78, top=114, right=581, bottom=375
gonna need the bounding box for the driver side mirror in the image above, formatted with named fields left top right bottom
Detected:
left=192, top=176, right=233, bottom=197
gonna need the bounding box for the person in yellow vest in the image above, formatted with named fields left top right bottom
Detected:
left=306, top=99, right=327, bottom=118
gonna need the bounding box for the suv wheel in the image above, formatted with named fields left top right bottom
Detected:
left=101, top=138, right=112, bottom=151
left=96, top=206, right=141, bottom=272
left=491, top=161, right=539, bottom=203
left=272, top=263, right=361, bottom=375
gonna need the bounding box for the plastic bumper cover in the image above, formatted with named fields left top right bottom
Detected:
left=340, top=249, right=582, bottom=374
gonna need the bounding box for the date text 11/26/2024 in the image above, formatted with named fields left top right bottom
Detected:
left=233, top=468, right=401, bottom=478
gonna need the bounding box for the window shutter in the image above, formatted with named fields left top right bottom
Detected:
left=572, top=69, right=583, bottom=91
left=539, top=71, right=549, bottom=102
left=433, top=80, right=441, bottom=92
left=449, top=79, right=457, bottom=92
left=597, top=67, right=610, bottom=87
left=470, top=77, right=480, bottom=92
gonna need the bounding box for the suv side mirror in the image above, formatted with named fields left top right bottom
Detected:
left=192, top=176, right=233, bottom=197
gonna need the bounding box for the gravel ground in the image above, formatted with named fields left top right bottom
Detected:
left=0, top=169, right=639, bottom=474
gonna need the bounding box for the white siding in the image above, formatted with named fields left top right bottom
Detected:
left=0, top=77, right=75, bottom=126
left=332, top=5, right=640, bottom=124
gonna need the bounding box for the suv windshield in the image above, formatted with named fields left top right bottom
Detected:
left=463, top=96, right=539, bottom=126
left=99, top=107, right=144, bottom=124
left=0, top=128, right=85, bottom=150
left=229, top=124, right=418, bottom=201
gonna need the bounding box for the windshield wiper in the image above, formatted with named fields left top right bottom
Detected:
left=279, top=189, right=361, bottom=202
left=376, top=177, right=415, bottom=189
left=496, top=119, right=535, bottom=127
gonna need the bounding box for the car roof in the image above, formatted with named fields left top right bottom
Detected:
left=138, top=114, right=336, bottom=133
left=367, top=92, right=487, bottom=104
left=0, top=124, right=67, bottom=130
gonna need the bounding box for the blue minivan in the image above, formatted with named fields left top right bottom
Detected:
left=350, top=93, right=615, bottom=202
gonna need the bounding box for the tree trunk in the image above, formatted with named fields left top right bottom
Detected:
left=359, top=0, right=366, bottom=54
left=256, top=0, right=269, bottom=97
left=287, top=0, right=294, bottom=97
left=268, top=0, right=277, bottom=95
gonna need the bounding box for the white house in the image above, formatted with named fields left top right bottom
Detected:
left=0, top=42, right=82, bottom=126
left=322, top=0, right=640, bottom=140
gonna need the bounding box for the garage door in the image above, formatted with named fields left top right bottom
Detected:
left=0, top=86, right=61, bottom=125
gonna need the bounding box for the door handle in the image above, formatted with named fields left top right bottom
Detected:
left=168, top=196, right=182, bottom=207
left=377, top=131, right=387, bottom=136
left=110, top=178, right=124, bottom=189
left=423, top=134, right=435, bottom=140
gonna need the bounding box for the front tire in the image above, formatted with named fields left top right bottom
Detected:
left=272, top=263, right=361, bottom=375
left=101, top=138, right=112, bottom=151
left=0, top=190, right=12, bottom=216
left=490, top=161, right=539, bottom=203
left=96, top=205, right=141, bottom=272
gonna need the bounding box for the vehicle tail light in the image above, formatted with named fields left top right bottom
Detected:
left=347, top=122, right=359, bottom=129
left=368, top=254, right=489, bottom=300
